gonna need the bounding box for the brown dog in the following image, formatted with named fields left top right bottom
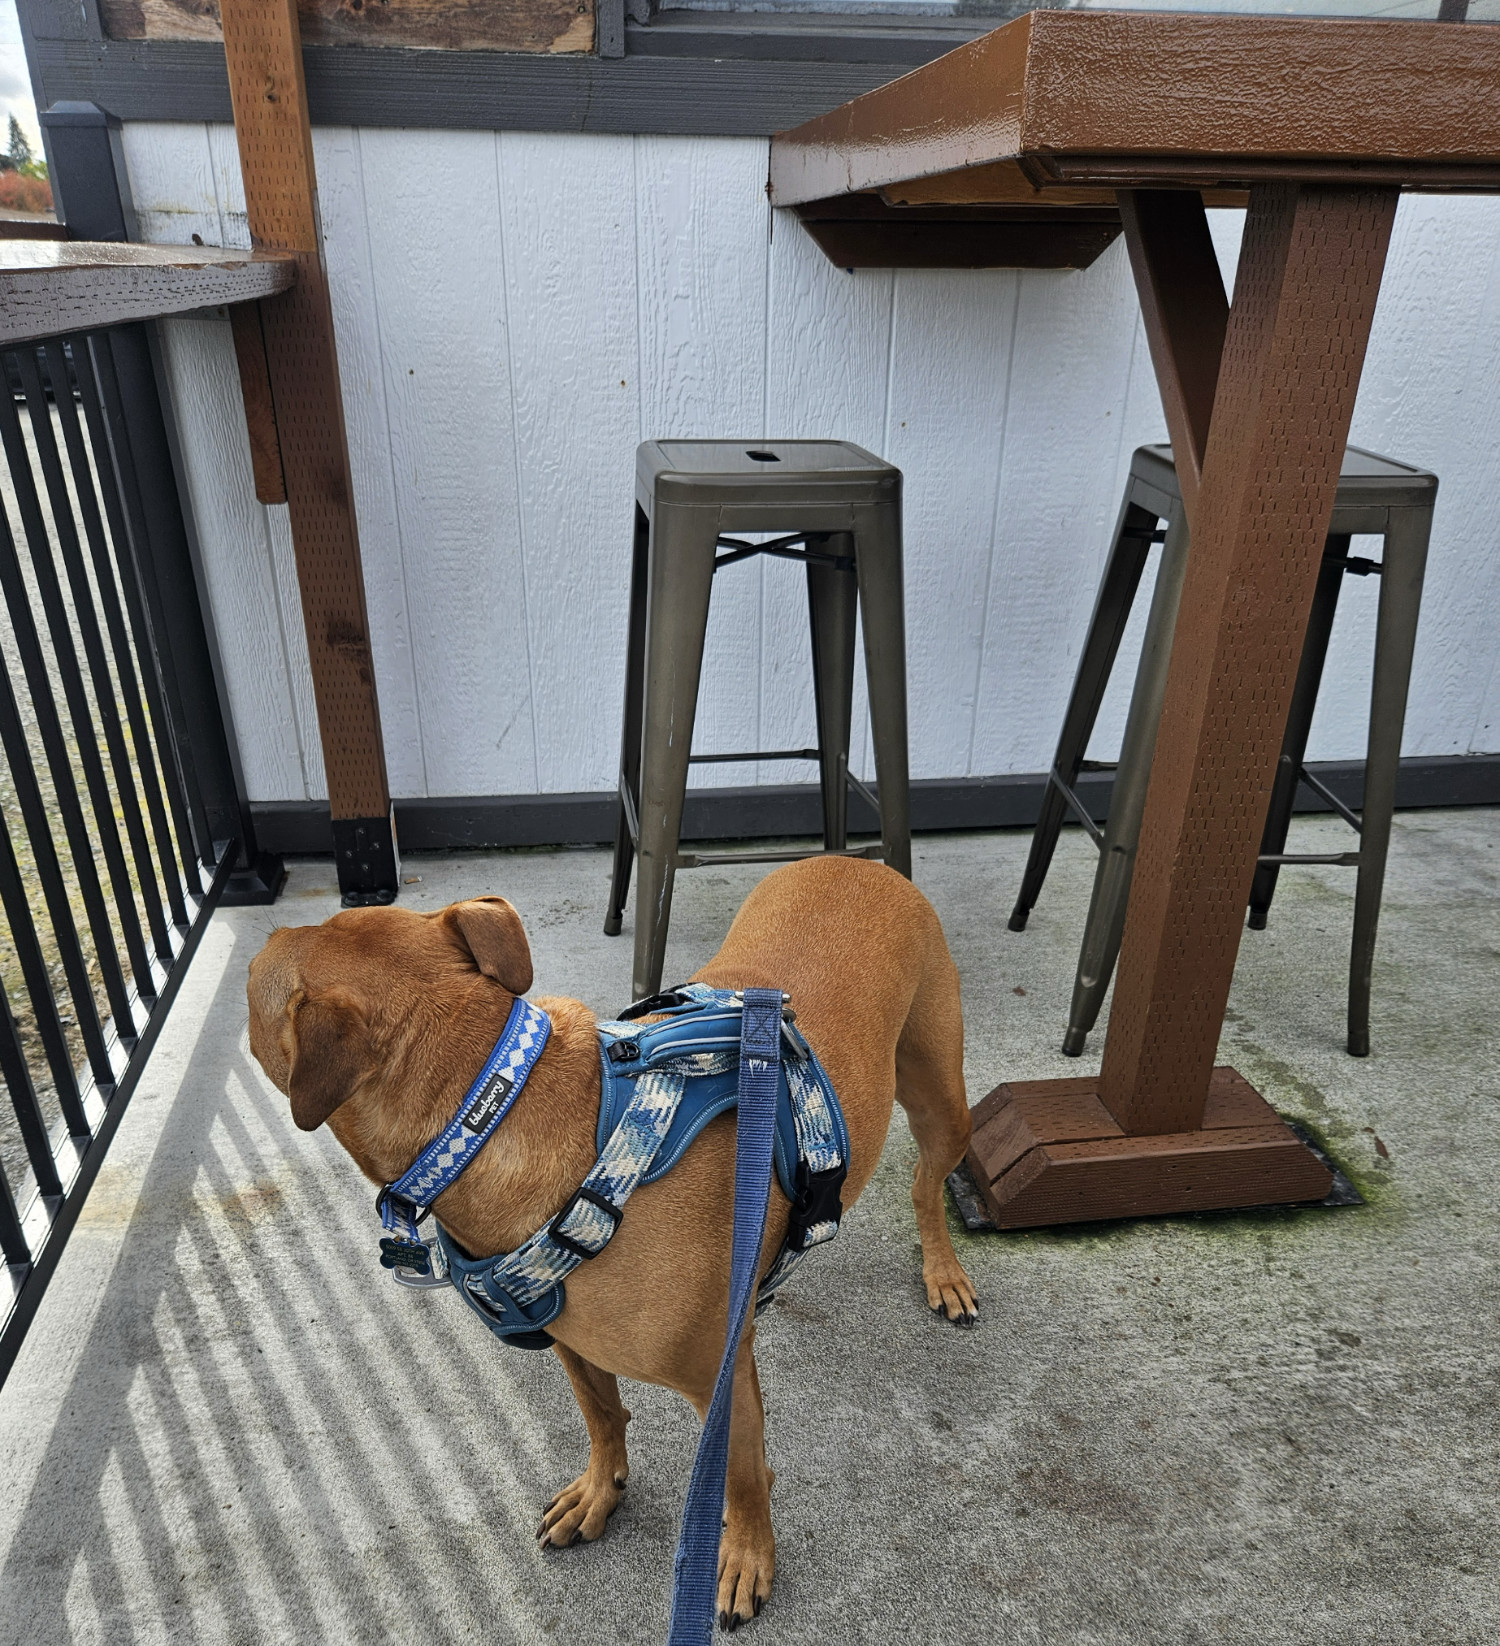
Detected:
left=247, top=855, right=977, bottom=1628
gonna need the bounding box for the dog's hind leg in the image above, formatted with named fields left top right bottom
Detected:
left=894, top=936, right=979, bottom=1324
left=538, top=1344, right=632, bottom=1547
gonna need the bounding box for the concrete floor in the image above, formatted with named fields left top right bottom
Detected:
left=2, top=810, right=1497, bottom=1646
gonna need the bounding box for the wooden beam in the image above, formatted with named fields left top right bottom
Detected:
left=793, top=194, right=1121, bottom=271
left=219, top=0, right=397, bottom=905
left=228, top=300, right=286, bottom=507
left=0, top=240, right=293, bottom=346
left=100, top=0, right=594, bottom=53
left=1098, top=183, right=1399, bottom=1135
left=1117, top=190, right=1229, bottom=529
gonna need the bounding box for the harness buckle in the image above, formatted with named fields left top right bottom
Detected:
left=607, top=1038, right=641, bottom=1064
left=617, top=988, right=693, bottom=1022
left=786, top=1159, right=846, bottom=1252
left=549, top=1186, right=624, bottom=1261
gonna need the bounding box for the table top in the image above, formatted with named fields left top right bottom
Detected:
left=769, top=11, right=1500, bottom=211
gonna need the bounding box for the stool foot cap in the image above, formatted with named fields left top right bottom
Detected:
left=1346, top=1033, right=1370, bottom=1058
left=1246, top=910, right=1268, bottom=931
left=603, top=913, right=623, bottom=937
left=1061, top=1027, right=1087, bottom=1058
left=1007, top=907, right=1030, bottom=933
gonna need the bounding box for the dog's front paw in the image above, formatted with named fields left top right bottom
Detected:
left=716, top=1517, right=774, bottom=1630
left=536, top=1465, right=627, bottom=1548
left=924, top=1254, right=979, bottom=1326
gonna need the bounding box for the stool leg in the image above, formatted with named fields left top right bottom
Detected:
left=852, top=501, right=911, bottom=878
left=631, top=503, right=719, bottom=1000
left=1348, top=503, right=1431, bottom=1057
left=1064, top=501, right=1189, bottom=1056
left=806, top=534, right=858, bottom=852
left=1010, top=493, right=1162, bottom=932
left=606, top=504, right=650, bottom=936
left=1247, top=536, right=1348, bottom=931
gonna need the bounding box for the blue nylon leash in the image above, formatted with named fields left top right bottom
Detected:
left=666, top=987, right=783, bottom=1644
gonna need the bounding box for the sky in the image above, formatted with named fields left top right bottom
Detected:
left=0, top=0, right=42, bottom=159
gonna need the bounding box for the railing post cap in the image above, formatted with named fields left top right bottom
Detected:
left=39, top=102, right=119, bottom=131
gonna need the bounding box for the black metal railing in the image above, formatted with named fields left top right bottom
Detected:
left=0, top=322, right=249, bottom=1384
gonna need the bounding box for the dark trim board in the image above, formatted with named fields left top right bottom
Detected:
left=22, top=32, right=958, bottom=137
left=250, top=753, right=1500, bottom=856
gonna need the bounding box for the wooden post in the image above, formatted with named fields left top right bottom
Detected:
left=219, top=0, right=398, bottom=905
left=966, top=183, right=1398, bottom=1226
left=1116, top=190, right=1228, bottom=531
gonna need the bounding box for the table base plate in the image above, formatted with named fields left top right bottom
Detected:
left=959, top=1066, right=1335, bottom=1230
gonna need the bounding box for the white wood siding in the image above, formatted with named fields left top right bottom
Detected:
left=121, top=125, right=1500, bottom=804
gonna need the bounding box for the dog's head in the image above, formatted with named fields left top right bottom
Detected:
left=247, top=897, right=533, bottom=1135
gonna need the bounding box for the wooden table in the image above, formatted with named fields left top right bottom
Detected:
left=770, top=10, right=1500, bottom=1229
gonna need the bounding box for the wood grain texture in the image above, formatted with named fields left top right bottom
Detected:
left=117, top=126, right=1500, bottom=810
left=762, top=210, right=892, bottom=788
left=1099, top=184, right=1399, bottom=1136
left=228, top=300, right=287, bottom=504
left=884, top=267, right=1015, bottom=782
left=152, top=312, right=315, bottom=801
left=0, top=240, right=293, bottom=346
left=1117, top=191, right=1228, bottom=529
left=770, top=11, right=1500, bottom=208
left=220, top=0, right=391, bottom=822
left=967, top=1066, right=1332, bottom=1228
left=497, top=132, right=640, bottom=798
left=99, top=0, right=595, bottom=53
left=304, top=124, right=423, bottom=800
left=635, top=136, right=770, bottom=795
left=970, top=237, right=1144, bottom=779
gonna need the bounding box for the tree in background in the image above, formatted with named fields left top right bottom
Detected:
left=0, top=114, right=52, bottom=212
left=6, top=116, right=32, bottom=172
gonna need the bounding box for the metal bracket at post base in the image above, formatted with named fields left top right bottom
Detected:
left=221, top=849, right=288, bottom=906
left=333, top=811, right=400, bottom=906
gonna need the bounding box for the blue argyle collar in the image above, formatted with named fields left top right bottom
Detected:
left=376, top=994, right=550, bottom=1274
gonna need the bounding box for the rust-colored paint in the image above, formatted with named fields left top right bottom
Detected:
left=965, top=1068, right=1332, bottom=1228
left=101, top=0, right=595, bottom=53
left=1117, top=190, right=1228, bottom=530
left=220, top=0, right=391, bottom=822
left=881, top=162, right=1250, bottom=211
left=1099, top=183, right=1399, bottom=1135
left=769, top=12, right=1500, bottom=207
left=793, top=193, right=1120, bottom=271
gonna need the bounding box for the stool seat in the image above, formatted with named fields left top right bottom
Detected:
left=608, top=440, right=911, bottom=999
left=1010, top=441, right=1435, bottom=1059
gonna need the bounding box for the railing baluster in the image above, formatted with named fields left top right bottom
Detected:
left=0, top=693, right=95, bottom=1132
left=70, top=338, right=191, bottom=931
left=0, top=965, right=65, bottom=1201
left=87, top=334, right=210, bottom=896
left=17, top=344, right=160, bottom=1002
left=0, top=508, right=120, bottom=1090
left=0, top=1159, right=28, bottom=1270
left=0, top=354, right=137, bottom=1046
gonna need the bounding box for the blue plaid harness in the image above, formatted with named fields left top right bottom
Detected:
left=375, top=985, right=849, bottom=1350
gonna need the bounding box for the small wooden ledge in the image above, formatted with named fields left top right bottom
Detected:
left=0, top=242, right=297, bottom=347
left=791, top=193, right=1122, bottom=272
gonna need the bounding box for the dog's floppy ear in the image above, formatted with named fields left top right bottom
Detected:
left=286, top=987, right=372, bottom=1132
left=445, top=897, right=533, bottom=995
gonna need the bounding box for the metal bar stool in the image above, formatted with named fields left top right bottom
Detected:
left=605, top=439, right=911, bottom=1000
left=1009, top=443, right=1435, bottom=1059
